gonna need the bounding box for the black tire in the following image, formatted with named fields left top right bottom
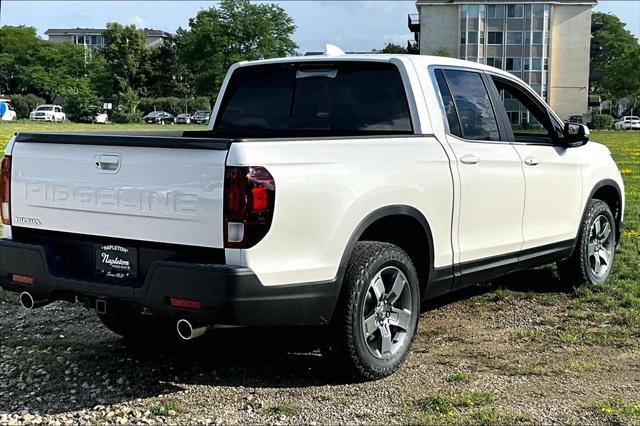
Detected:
left=557, top=199, right=617, bottom=287
left=326, top=241, right=420, bottom=381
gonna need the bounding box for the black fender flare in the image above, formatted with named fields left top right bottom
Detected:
left=333, top=205, right=436, bottom=296
left=574, top=179, right=623, bottom=250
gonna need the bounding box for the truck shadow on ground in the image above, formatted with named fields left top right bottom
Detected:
left=2, top=266, right=568, bottom=415
left=422, top=265, right=569, bottom=310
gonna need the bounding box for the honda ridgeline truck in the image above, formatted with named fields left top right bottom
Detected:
left=0, top=51, right=625, bottom=379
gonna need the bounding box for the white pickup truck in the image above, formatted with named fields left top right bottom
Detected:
left=0, top=52, right=625, bottom=380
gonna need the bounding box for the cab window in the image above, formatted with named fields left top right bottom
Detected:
left=437, top=69, right=501, bottom=141
left=491, top=76, right=562, bottom=144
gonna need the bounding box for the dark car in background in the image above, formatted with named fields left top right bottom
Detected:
left=143, top=111, right=174, bottom=125
left=175, top=113, right=192, bottom=124
left=191, top=110, right=211, bottom=125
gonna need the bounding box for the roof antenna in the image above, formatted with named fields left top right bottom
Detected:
left=323, top=44, right=346, bottom=56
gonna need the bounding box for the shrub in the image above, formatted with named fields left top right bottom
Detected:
left=138, top=97, right=211, bottom=116
left=59, top=78, right=100, bottom=121
left=110, top=110, right=142, bottom=123
left=7, top=94, right=46, bottom=119
left=591, top=114, right=614, bottom=130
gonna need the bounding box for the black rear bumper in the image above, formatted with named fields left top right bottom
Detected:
left=0, top=239, right=339, bottom=326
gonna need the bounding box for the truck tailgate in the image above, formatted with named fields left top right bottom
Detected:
left=10, top=133, right=229, bottom=248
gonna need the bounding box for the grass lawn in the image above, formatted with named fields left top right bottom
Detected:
left=0, top=123, right=638, bottom=341
left=0, top=120, right=208, bottom=144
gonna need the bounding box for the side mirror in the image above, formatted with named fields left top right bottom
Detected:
left=562, top=122, right=589, bottom=147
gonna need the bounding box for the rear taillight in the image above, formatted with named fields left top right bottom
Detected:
left=224, top=166, right=275, bottom=248
left=0, top=155, right=11, bottom=225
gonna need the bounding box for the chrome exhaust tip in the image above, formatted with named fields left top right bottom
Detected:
left=19, top=292, right=52, bottom=310
left=19, top=292, right=35, bottom=310
left=176, top=319, right=209, bottom=341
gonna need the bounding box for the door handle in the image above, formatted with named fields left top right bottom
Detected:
left=524, top=156, right=540, bottom=166
left=95, top=154, right=121, bottom=172
left=459, top=154, right=480, bottom=165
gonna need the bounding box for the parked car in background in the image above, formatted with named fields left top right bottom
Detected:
left=29, top=105, right=66, bottom=122
left=143, top=111, right=174, bottom=125
left=614, top=116, right=640, bottom=130
left=191, top=110, right=211, bottom=125
left=175, top=113, right=192, bottom=124
left=568, top=115, right=584, bottom=124
left=0, top=99, right=17, bottom=121
left=93, top=111, right=108, bottom=124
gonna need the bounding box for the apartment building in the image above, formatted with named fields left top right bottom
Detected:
left=45, top=28, right=172, bottom=49
left=409, top=0, right=596, bottom=120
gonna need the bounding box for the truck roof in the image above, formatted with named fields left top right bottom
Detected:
left=235, top=53, right=518, bottom=81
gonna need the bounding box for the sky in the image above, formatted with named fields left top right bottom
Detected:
left=1, top=1, right=638, bottom=53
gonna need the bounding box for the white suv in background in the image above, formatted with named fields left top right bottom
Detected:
left=29, top=105, right=66, bottom=122
left=614, top=116, right=640, bottom=130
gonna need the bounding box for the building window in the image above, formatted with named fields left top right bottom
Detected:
left=544, top=30, right=550, bottom=44
left=532, top=31, right=543, bottom=45
left=506, top=57, right=522, bottom=71
left=487, top=57, right=503, bottom=69
left=506, top=31, right=523, bottom=45
left=461, top=31, right=466, bottom=44
left=524, top=57, right=530, bottom=71
left=487, top=31, right=503, bottom=45
left=507, top=111, right=520, bottom=125
left=468, top=31, right=478, bottom=44
left=507, top=4, right=524, bottom=18
left=480, top=31, right=485, bottom=44
left=467, top=5, right=480, bottom=18
left=544, top=58, right=549, bottom=70
left=531, top=83, right=542, bottom=95
left=76, top=35, right=85, bottom=45
left=487, top=5, right=504, bottom=18
left=531, top=58, right=543, bottom=71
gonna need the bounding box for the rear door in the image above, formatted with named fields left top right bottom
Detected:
left=10, top=134, right=228, bottom=248
left=433, top=68, right=525, bottom=277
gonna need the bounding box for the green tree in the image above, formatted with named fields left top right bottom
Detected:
left=148, top=35, right=193, bottom=98
left=58, top=77, right=100, bottom=121
left=381, top=43, right=407, bottom=54
left=176, top=0, right=297, bottom=96
left=0, top=26, right=42, bottom=95
left=18, top=42, right=88, bottom=100
left=591, top=12, right=640, bottom=106
left=102, top=23, right=152, bottom=95
left=432, top=48, right=451, bottom=57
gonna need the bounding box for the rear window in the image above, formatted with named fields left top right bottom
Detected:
left=215, top=62, right=413, bottom=137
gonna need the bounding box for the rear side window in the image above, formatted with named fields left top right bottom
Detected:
left=438, top=69, right=500, bottom=141
left=216, top=62, right=413, bottom=137
left=434, top=69, right=462, bottom=137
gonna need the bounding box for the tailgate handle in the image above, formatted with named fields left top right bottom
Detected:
left=95, top=154, right=121, bottom=172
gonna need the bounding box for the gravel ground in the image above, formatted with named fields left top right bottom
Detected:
left=1, top=268, right=639, bottom=425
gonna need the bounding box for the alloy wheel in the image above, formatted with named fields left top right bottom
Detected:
left=361, top=266, right=414, bottom=359
left=588, top=214, right=615, bottom=278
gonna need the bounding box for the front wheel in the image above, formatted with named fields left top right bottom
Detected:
left=557, top=199, right=617, bottom=287
left=326, top=242, right=420, bottom=380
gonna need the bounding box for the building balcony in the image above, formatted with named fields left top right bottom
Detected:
left=408, top=14, right=420, bottom=32
left=407, top=40, right=420, bottom=54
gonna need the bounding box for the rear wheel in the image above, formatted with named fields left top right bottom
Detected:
left=326, top=242, right=420, bottom=380
left=557, top=199, right=617, bottom=287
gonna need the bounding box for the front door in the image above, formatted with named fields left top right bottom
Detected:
left=489, top=75, right=583, bottom=250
